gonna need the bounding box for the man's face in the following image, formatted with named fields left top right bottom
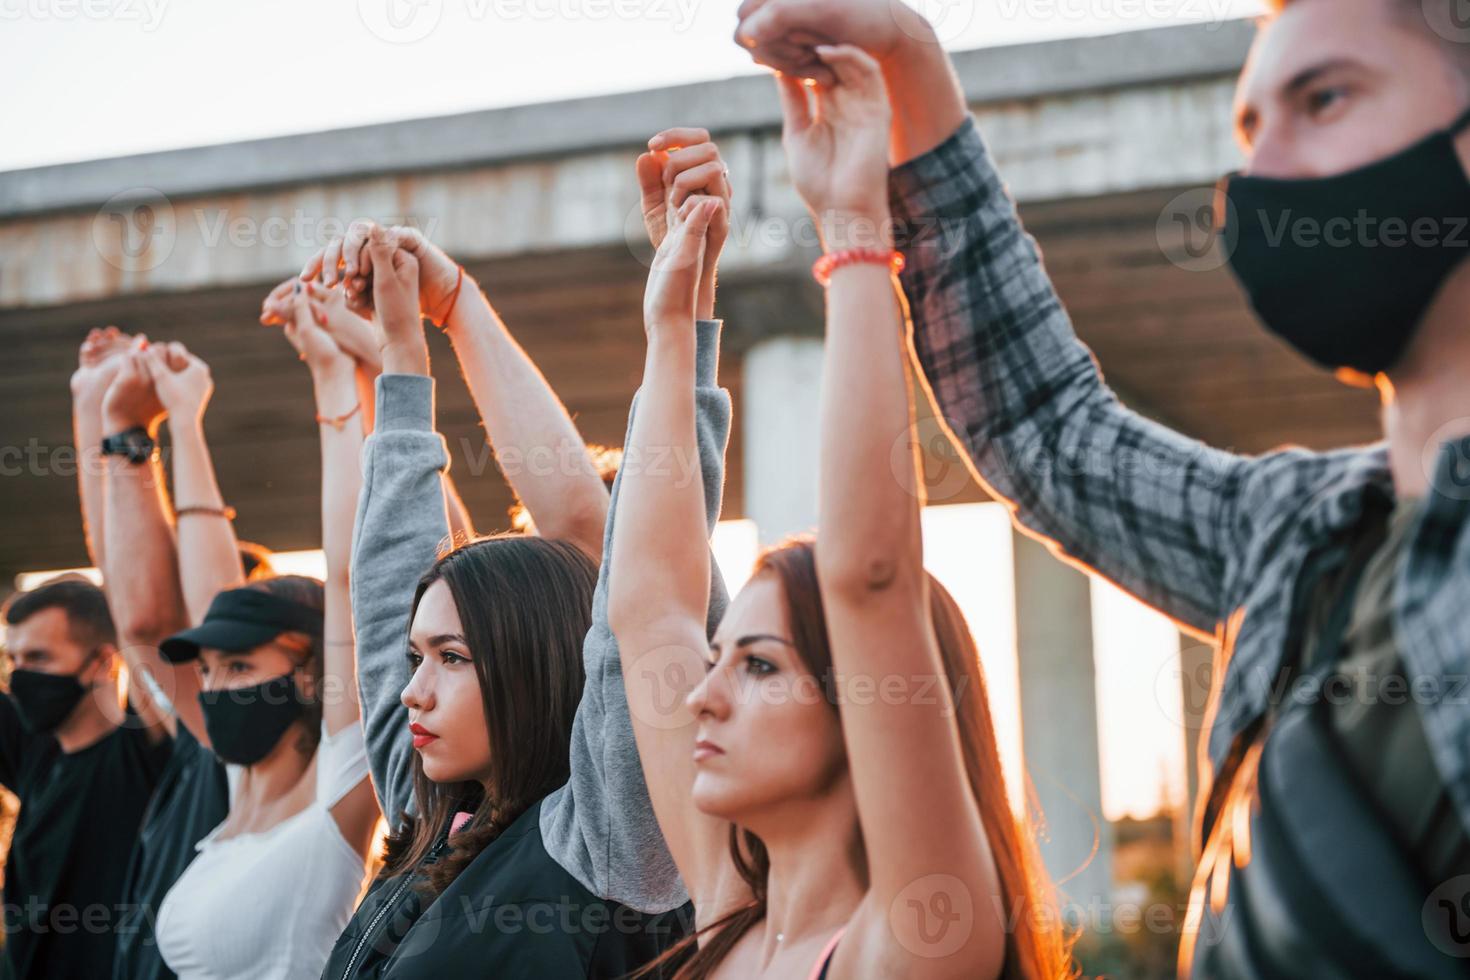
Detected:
left=1236, top=0, right=1470, bottom=179
left=5, top=608, right=96, bottom=678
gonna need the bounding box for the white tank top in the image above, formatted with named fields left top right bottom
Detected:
left=155, top=722, right=371, bottom=980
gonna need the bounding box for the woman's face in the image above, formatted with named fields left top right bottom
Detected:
left=199, top=638, right=305, bottom=693
left=685, top=573, right=848, bottom=823
left=401, top=580, right=493, bottom=785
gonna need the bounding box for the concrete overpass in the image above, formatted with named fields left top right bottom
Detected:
left=0, top=19, right=1379, bottom=915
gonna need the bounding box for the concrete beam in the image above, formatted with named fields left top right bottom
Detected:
left=0, top=20, right=1254, bottom=219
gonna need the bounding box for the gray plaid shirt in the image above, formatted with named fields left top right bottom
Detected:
left=887, top=117, right=1470, bottom=840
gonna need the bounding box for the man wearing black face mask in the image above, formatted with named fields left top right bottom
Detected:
left=0, top=579, right=171, bottom=980
left=736, top=0, right=1470, bottom=975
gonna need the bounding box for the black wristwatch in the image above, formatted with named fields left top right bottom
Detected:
left=100, top=426, right=157, bottom=465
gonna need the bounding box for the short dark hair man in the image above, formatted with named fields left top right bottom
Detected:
left=1, top=578, right=170, bottom=979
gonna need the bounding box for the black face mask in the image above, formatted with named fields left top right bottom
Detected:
left=198, top=673, right=307, bottom=766
left=9, top=663, right=93, bottom=735
left=1221, top=107, right=1470, bottom=375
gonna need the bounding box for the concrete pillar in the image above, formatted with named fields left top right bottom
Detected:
left=742, top=336, right=824, bottom=545
left=1174, top=631, right=1214, bottom=885
left=1011, top=530, right=1114, bottom=920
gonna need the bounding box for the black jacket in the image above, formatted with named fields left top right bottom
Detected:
left=322, top=799, right=690, bottom=979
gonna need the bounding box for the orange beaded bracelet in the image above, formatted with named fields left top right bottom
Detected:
left=811, top=248, right=905, bottom=287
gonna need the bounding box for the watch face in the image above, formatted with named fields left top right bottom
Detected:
left=104, top=427, right=155, bottom=463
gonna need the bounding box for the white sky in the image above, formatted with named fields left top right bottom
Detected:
left=0, top=0, right=1264, bottom=173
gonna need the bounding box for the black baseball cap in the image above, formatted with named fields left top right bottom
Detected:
left=160, top=587, right=323, bottom=664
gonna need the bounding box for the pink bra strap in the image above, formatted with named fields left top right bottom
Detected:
left=808, top=927, right=847, bottom=980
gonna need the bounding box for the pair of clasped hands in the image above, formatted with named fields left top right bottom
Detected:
left=259, top=0, right=907, bottom=352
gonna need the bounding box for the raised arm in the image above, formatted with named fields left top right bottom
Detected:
left=788, top=48, right=1004, bottom=977
left=737, top=1, right=1284, bottom=639
left=305, top=229, right=449, bottom=828
left=274, top=278, right=381, bottom=850
left=99, top=348, right=189, bottom=742
left=70, top=327, right=136, bottom=570
left=439, top=278, right=609, bottom=556
left=534, top=137, right=734, bottom=913
left=607, top=197, right=737, bottom=913
left=148, top=344, right=246, bottom=628
left=267, top=275, right=476, bottom=542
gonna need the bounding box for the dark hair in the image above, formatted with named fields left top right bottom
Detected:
left=3, top=577, right=117, bottom=650
left=245, top=575, right=325, bottom=755
left=641, top=538, right=1074, bottom=980
left=237, top=541, right=276, bottom=580
left=380, top=534, right=598, bottom=895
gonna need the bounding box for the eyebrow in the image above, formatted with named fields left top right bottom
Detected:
left=1236, top=57, right=1364, bottom=144
left=410, top=633, right=469, bottom=650
left=709, top=634, right=796, bottom=654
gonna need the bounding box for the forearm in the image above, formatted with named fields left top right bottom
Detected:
left=543, top=319, right=731, bottom=913
left=889, top=118, right=1249, bottom=632
left=351, top=374, right=451, bottom=824
left=169, top=419, right=244, bottom=624
left=880, top=19, right=968, bottom=166
left=103, top=453, right=199, bottom=738
left=609, top=329, right=708, bottom=632
left=104, top=455, right=188, bottom=645
left=315, top=363, right=366, bottom=734
left=815, top=257, right=922, bottom=589
left=445, top=283, right=608, bottom=557
left=72, top=393, right=108, bottom=570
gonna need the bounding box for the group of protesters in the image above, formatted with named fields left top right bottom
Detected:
left=3, top=0, right=1470, bottom=977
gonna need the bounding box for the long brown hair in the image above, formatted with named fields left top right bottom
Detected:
left=379, top=534, right=598, bottom=895
left=642, top=537, right=1073, bottom=979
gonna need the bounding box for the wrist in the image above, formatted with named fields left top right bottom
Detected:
left=381, top=338, right=430, bottom=376
left=309, top=356, right=356, bottom=386
left=880, top=14, right=939, bottom=67
left=646, top=322, right=698, bottom=351
left=103, top=412, right=161, bottom=439
left=819, top=207, right=894, bottom=253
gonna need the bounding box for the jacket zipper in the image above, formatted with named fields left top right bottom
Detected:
left=340, top=836, right=449, bottom=980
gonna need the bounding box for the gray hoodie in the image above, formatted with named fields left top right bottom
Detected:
left=348, top=319, right=730, bottom=916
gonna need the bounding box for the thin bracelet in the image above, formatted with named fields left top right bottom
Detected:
left=176, top=505, right=237, bottom=521
left=430, top=265, right=466, bottom=329
left=812, top=248, right=905, bottom=287
left=316, top=403, right=362, bottom=431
